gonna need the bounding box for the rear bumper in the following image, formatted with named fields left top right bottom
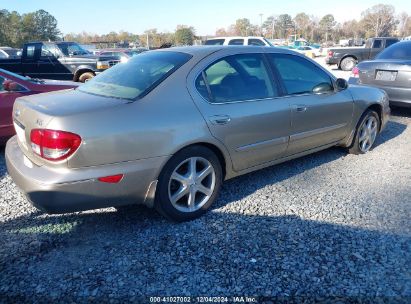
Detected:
left=325, top=57, right=338, bottom=65
left=5, top=136, right=167, bottom=213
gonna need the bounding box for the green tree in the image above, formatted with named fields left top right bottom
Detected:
left=361, top=4, right=397, bottom=37
left=174, top=25, right=195, bottom=45
left=294, top=13, right=311, bottom=39
left=276, top=14, right=294, bottom=38
left=319, top=14, right=336, bottom=42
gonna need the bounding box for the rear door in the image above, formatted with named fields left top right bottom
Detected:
left=267, top=53, right=353, bottom=155
left=188, top=51, right=291, bottom=172
left=22, top=43, right=41, bottom=77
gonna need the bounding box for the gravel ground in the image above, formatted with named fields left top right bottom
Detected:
left=1, top=106, right=410, bottom=302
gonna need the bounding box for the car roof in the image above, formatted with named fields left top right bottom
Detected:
left=206, top=36, right=265, bottom=40
left=156, top=45, right=295, bottom=56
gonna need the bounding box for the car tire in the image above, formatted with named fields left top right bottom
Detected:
left=340, top=57, right=356, bottom=71
left=78, top=72, right=95, bottom=83
left=155, top=145, right=223, bottom=222
left=348, top=110, right=380, bottom=155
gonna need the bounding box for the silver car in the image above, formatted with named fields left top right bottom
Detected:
left=6, top=46, right=390, bottom=221
left=349, top=40, right=411, bottom=108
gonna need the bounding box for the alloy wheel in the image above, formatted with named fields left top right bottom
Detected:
left=168, top=157, right=216, bottom=213
left=358, top=116, right=378, bottom=153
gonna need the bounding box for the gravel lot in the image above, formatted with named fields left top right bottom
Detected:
left=1, top=73, right=410, bottom=301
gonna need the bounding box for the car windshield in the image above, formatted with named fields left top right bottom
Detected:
left=376, top=42, right=411, bottom=60
left=56, top=42, right=90, bottom=56
left=78, top=51, right=192, bottom=100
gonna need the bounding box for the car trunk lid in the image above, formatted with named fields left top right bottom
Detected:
left=13, top=89, right=129, bottom=167
left=358, top=60, right=411, bottom=88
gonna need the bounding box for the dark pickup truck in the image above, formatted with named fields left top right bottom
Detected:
left=325, top=37, right=399, bottom=71
left=0, top=41, right=120, bottom=82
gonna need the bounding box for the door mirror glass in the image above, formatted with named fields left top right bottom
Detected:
left=335, top=78, right=348, bottom=91
left=312, top=82, right=334, bottom=94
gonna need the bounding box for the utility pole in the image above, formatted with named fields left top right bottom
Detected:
left=146, top=33, right=149, bottom=49
left=259, top=13, right=264, bottom=36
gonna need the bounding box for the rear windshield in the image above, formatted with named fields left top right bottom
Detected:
left=204, top=39, right=225, bottom=45
left=376, top=42, right=411, bottom=60
left=78, top=51, right=192, bottom=100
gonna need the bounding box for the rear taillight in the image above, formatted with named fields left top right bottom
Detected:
left=327, top=51, right=333, bottom=57
left=351, top=66, right=360, bottom=78
left=30, top=129, right=81, bottom=161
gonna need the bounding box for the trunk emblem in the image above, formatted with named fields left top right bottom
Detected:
left=36, top=119, right=43, bottom=127
left=14, top=109, right=20, bottom=118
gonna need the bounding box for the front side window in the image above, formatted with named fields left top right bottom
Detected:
left=204, top=39, right=225, bottom=45
left=41, top=44, right=60, bottom=57
left=385, top=39, right=398, bottom=48
left=196, top=54, right=277, bottom=103
left=0, top=76, right=5, bottom=91
left=268, top=53, right=334, bottom=95
left=248, top=39, right=265, bottom=46
left=377, top=42, right=411, bottom=60
left=78, top=51, right=192, bottom=100
left=57, top=42, right=90, bottom=56
left=228, top=39, right=244, bottom=46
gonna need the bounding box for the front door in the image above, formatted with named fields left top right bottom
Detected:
left=188, top=52, right=291, bottom=172
left=267, top=53, right=354, bottom=156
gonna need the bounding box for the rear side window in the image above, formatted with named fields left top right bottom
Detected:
left=248, top=39, right=265, bottom=46
left=26, top=45, right=36, bottom=58
left=268, top=53, right=334, bottom=95
left=204, top=39, right=225, bottom=45
left=0, top=51, right=6, bottom=59
left=228, top=39, right=244, bottom=45
left=196, top=54, right=277, bottom=103
left=79, top=51, right=192, bottom=100
left=373, top=40, right=382, bottom=48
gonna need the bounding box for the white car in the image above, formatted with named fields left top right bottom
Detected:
left=204, top=37, right=273, bottom=47
left=295, top=46, right=322, bottom=58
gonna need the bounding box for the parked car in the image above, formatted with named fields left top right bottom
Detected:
left=96, top=48, right=148, bottom=63
left=0, top=68, right=78, bottom=144
left=204, top=37, right=273, bottom=47
left=0, top=47, right=22, bottom=59
left=326, top=37, right=399, bottom=71
left=294, top=46, right=322, bottom=58
left=0, top=42, right=120, bottom=82
left=349, top=40, right=411, bottom=108
left=6, top=46, right=390, bottom=221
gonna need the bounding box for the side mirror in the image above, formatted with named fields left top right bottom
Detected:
left=312, top=82, right=334, bottom=94
left=335, top=78, right=348, bottom=91
left=2, top=80, right=26, bottom=92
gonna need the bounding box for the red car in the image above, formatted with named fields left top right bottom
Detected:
left=0, top=69, right=78, bottom=144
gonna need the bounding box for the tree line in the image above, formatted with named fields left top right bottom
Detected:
left=1, top=4, right=410, bottom=49
left=217, top=4, right=410, bottom=43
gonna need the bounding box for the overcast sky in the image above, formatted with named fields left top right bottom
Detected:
left=3, top=0, right=410, bottom=35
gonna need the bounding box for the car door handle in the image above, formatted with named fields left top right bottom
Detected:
left=209, top=115, right=231, bottom=125
left=294, top=105, right=307, bottom=112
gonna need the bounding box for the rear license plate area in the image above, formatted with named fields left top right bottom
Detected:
left=375, top=70, right=397, bottom=81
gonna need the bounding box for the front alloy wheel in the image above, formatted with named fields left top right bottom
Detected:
left=358, top=116, right=378, bottom=153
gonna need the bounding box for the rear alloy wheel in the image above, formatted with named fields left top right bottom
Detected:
left=348, top=110, right=380, bottom=154
left=155, top=146, right=222, bottom=222
left=340, top=57, right=356, bottom=71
